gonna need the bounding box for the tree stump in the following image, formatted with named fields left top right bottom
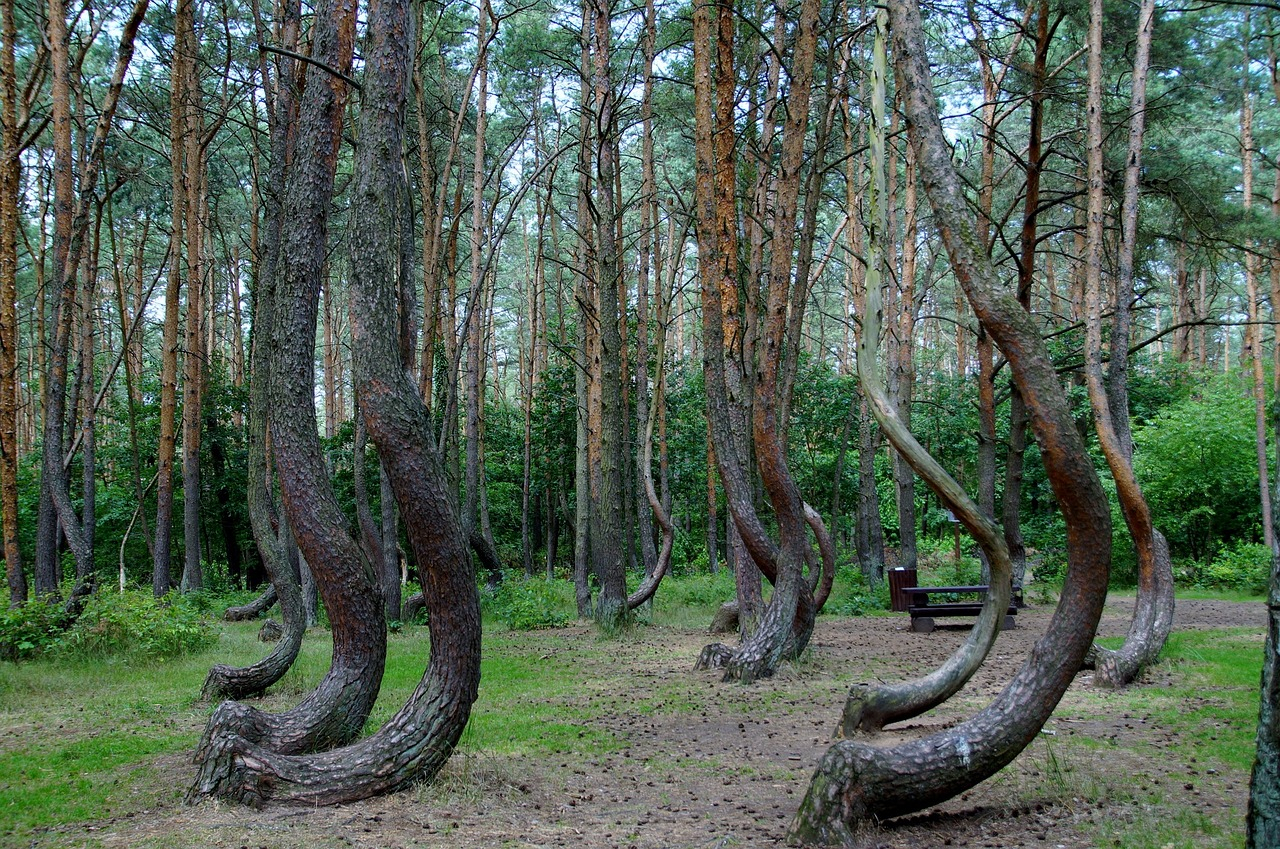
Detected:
left=258, top=619, right=284, bottom=642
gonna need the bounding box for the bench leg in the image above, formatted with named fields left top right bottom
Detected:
left=910, top=616, right=935, bottom=634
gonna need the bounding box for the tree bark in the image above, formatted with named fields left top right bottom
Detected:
left=1085, top=0, right=1173, bottom=689
left=790, top=3, right=1111, bottom=834
left=38, top=0, right=151, bottom=594
left=837, top=11, right=1009, bottom=735
left=191, top=0, right=480, bottom=803
left=1249, top=520, right=1280, bottom=845
left=587, top=0, right=628, bottom=630
left=191, top=0, right=384, bottom=766
left=202, top=0, right=307, bottom=700
left=1, top=0, right=26, bottom=605
left=224, top=586, right=277, bottom=621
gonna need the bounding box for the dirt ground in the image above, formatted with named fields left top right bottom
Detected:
left=53, top=596, right=1266, bottom=849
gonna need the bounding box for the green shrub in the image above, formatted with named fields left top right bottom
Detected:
left=483, top=576, right=571, bottom=630
left=1195, top=541, right=1273, bottom=595
left=0, top=598, right=66, bottom=660
left=55, top=591, right=215, bottom=659
left=822, top=562, right=890, bottom=617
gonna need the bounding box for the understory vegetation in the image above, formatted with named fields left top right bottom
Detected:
left=0, top=582, right=1261, bottom=848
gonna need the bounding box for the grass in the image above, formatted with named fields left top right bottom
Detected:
left=0, top=579, right=1268, bottom=848
left=1002, top=626, right=1264, bottom=849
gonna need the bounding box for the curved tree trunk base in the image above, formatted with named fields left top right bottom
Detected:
left=202, top=628, right=302, bottom=701
left=717, top=583, right=815, bottom=684
left=193, top=652, right=383, bottom=765
left=186, top=669, right=476, bottom=808
left=694, top=642, right=735, bottom=670
left=225, top=586, right=278, bottom=621
left=401, top=591, right=426, bottom=623
left=836, top=576, right=1010, bottom=736
left=1089, top=530, right=1175, bottom=689
left=708, top=600, right=739, bottom=634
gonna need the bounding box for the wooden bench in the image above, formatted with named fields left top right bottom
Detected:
left=901, top=584, right=1020, bottom=633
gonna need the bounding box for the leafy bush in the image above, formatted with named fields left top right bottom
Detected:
left=822, top=562, right=890, bottom=616
left=0, top=598, right=66, bottom=660
left=1134, top=377, right=1262, bottom=560
left=483, top=576, right=571, bottom=630
left=56, top=591, right=215, bottom=659
left=2, top=591, right=216, bottom=662
left=1195, top=541, right=1273, bottom=595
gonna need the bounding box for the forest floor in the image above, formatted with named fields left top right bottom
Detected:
left=11, top=594, right=1265, bottom=849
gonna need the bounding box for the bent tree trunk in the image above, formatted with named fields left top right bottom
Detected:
left=188, top=0, right=480, bottom=805
left=190, top=0, right=386, bottom=775
left=1082, top=0, right=1173, bottom=688
left=224, top=586, right=277, bottom=621
left=789, top=2, right=1111, bottom=838
left=690, top=0, right=817, bottom=682
left=626, top=324, right=673, bottom=612
left=1248, top=547, right=1280, bottom=845
left=837, top=23, right=1009, bottom=734
left=805, top=504, right=836, bottom=614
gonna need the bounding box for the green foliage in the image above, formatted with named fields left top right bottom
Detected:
left=0, top=598, right=66, bottom=660
left=482, top=575, right=572, bottom=630
left=1191, top=541, right=1273, bottom=596
left=822, top=562, right=890, bottom=617
left=55, top=591, right=216, bottom=660
left=1134, top=375, right=1263, bottom=561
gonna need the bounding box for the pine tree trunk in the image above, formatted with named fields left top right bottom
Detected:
left=790, top=3, right=1112, bottom=833
left=1, top=0, right=25, bottom=605
left=192, top=0, right=481, bottom=802
left=1086, top=0, right=1173, bottom=688
left=191, top=0, right=383, bottom=768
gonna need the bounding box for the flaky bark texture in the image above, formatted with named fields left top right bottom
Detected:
left=202, top=15, right=308, bottom=698
left=690, top=0, right=818, bottom=682
left=188, top=0, right=480, bottom=805
left=789, top=3, right=1111, bottom=838
left=189, top=0, right=382, bottom=775
left=0, top=0, right=24, bottom=606
left=837, top=14, right=1009, bottom=735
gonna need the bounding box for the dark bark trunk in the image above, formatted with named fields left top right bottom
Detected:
left=379, top=463, right=402, bottom=622
left=203, top=0, right=307, bottom=699
left=790, top=3, right=1111, bottom=834
left=191, top=0, right=481, bottom=801
left=588, top=0, right=628, bottom=630
left=1248, top=547, right=1280, bottom=846
left=191, top=0, right=384, bottom=772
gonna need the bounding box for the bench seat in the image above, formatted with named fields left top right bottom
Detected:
left=902, top=585, right=1019, bottom=633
